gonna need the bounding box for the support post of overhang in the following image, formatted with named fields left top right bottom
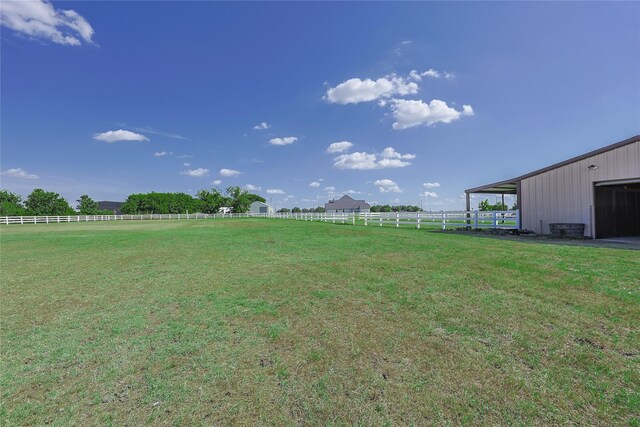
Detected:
left=465, top=192, right=471, bottom=227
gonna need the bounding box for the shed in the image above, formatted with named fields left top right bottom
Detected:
left=249, top=201, right=273, bottom=215
left=465, top=135, right=640, bottom=238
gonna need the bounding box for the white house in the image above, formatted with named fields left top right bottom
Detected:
left=249, top=201, right=273, bottom=215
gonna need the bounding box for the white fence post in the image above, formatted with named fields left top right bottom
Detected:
left=416, top=212, right=420, bottom=229
left=396, top=213, right=400, bottom=228
left=492, top=211, right=497, bottom=228
left=441, top=212, right=446, bottom=230
left=474, top=210, right=479, bottom=229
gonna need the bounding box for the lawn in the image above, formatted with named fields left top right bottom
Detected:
left=1, top=219, right=638, bottom=425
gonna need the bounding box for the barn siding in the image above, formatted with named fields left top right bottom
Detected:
left=522, top=141, right=640, bottom=236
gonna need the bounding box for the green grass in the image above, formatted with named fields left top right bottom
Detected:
left=1, top=219, right=638, bottom=425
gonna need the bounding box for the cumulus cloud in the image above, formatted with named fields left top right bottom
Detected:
left=380, top=147, right=416, bottom=160
left=1, top=167, right=38, bottom=179
left=389, top=99, right=474, bottom=130
left=181, top=168, right=209, bottom=178
left=220, top=168, right=241, bottom=177
left=309, top=181, right=321, bottom=188
left=212, top=180, right=222, bottom=186
left=333, top=147, right=415, bottom=170
left=423, top=182, right=441, bottom=188
left=94, top=129, right=149, bottom=143
left=269, top=136, right=298, bottom=146
left=324, top=74, right=419, bottom=105
left=253, top=122, right=270, bottom=130
left=245, top=184, right=262, bottom=191
left=267, top=189, right=285, bottom=194
left=422, top=191, right=438, bottom=198
left=326, top=141, right=353, bottom=153
left=374, top=179, right=402, bottom=193
left=0, top=0, right=94, bottom=46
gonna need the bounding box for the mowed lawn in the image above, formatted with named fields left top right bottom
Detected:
left=1, top=219, right=638, bottom=426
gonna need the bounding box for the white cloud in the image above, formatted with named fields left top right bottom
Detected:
left=1, top=167, right=38, bottom=179
left=324, top=186, right=336, bottom=191
left=94, top=129, right=149, bottom=143
left=131, top=127, right=188, bottom=140
left=423, top=182, right=441, bottom=188
left=269, top=136, right=298, bottom=146
left=444, top=72, right=455, bottom=79
left=374, top=179, right=402, bottom=193
left=245, top=184, right=262, bottom=191
left=324, top=74, right=419, bottom=105
left=422, top=69, right=441, bottom=79
left=380, top=147, right=416, bottom=160
left=422, top=191, right=438, bottom=198
left=333, top=146, right=415, bottom=170
left=175, top=154, right=194, bottom=159
left=153, top=151, right=170, bottom=157
left=181, top=168, right=209, bottom=178
left=0, top=0, right=94, bottom=46
left=267, top=189, right=285, bottom=194
left=212, top=180, right=222, bottom=186
left=183, top=162, right=190, bottom=166
left=346, top=189, right=362, bottom=194
left=220, top=168, right=241, bottom=177
left=389, top=99, right=474, bottom=130
left=309, top=181, right=321, bottom=187
left=326, top=141, right=353, bottom=153
left=253, top=122, right=271, bottom=130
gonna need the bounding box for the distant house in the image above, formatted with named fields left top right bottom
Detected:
left=325, top=195, right=370, bottom=213
left=249, top=201, right=273, bottom=215
left=97, top=201, right=123, bottom=214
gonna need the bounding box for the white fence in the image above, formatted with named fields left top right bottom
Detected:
left=0, top=210, right=520, bottom=230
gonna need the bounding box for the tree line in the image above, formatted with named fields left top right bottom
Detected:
left=0, top=186, right=265, bottom=216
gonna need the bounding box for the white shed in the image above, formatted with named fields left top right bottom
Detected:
left=466, top=135, right=640, bottom=238
left=249, top=201, right=273, bottom=215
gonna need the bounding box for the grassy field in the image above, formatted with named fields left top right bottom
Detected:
left=1, top=219, right=638, bottom=426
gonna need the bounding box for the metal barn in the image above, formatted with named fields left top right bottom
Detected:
left=465, top=135, right=640, bottom=238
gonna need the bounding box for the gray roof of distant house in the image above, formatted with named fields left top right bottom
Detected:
left=325, top=195, right=370, bottom=210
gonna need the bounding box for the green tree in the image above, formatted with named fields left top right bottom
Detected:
left=379, top=205, right=392, bottom=212
left=247, top=193, right=266, bottom=204
left=292, top=207, right=301, bottom=213
left=226, top=186, right=252, bottom=213
left=478, top=199, right=492, bottom=211
left=197, top=189, right=230, bottom=214
left=277, top=208, right=291, bottom=213
left=0, top=190, right=27, bottom=216
left=25, top=189, right=74, bottom=215
left=76, top=195, right=100, bottom=215
left=370, top=205, right=381, bottom=213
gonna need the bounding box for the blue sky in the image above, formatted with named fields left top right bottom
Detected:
left=2, top=1, right=639, bottom=210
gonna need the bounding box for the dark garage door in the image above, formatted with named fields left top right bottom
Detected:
left=595, top=181, right=640, bottom=238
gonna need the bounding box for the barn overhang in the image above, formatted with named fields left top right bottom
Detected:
left=464, top=178, right=522, bottom=228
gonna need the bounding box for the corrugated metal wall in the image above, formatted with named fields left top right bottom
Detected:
left=521, top=141, right=640, bottom=236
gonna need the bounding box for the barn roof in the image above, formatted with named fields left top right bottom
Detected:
left=466, top=135, right=640, bottom=194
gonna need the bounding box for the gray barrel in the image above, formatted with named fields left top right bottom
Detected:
left=549, top=223, right=585, bottom=237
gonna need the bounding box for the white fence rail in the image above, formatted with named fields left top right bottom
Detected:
left=0, top=210, right=520, bottom=230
